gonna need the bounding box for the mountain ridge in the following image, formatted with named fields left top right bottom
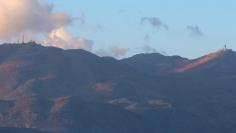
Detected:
left=0, top=43, right=236, bottom=133
left=174, top=48, right=234, bottom=73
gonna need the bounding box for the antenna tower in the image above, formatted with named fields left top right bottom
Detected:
left=22, top=35, right=25, bottom=44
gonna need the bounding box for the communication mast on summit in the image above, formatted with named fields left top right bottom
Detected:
left=17, top=35, right=25, bottom=44
left=22, top=35, right=25, bottom=44
left=16, top=34, right=38, bottom=44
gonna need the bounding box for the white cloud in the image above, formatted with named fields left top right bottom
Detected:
left=0, top=0, right=94, bottom=50
left=96, top=47, right=129, bottom=58
left=43, top=27, right=93, bottom=51
left=110, top=47, right=129, bottom=57
left=0, top=0, right=72, bottom=39
left=142, top=45, right=157, bottom=53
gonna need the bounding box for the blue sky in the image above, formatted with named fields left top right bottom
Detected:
left=46, top=0, right=236, bottom=58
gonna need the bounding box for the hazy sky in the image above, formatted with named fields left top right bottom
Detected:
left=1, top=0, right=236, bottom=58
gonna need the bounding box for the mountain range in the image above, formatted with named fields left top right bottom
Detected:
left=0, top=42, right=236, bottom=133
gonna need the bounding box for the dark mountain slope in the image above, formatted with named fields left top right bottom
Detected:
left=0, top=43, right=168, bottom=133
left=121, top=53, right=188, bottom=76
left=0, top=127, right=51, bottom=133
left=1, top=43, right=236, bottom=133
left=174, top=49, right=236, bottom=78
left=0, top=43, right=147, bottom=100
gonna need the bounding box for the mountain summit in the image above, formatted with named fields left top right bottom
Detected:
left=174, top=48, right=236, bottom=75
left=121, top=53, right=188, bottom=76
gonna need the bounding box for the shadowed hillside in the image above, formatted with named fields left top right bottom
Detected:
left=0, top=43, right=236, bottom=133
left=0, top=127, right=51, bottom=133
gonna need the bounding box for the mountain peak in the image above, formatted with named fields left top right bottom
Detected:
left=121, top=52, right=187, bottom=76
left=213, top=48, right=232, bottom=56
left=174, top=48, right=235, bottom=73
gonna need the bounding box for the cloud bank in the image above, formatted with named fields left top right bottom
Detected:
left=0, top=0, right=71, bottom=39
left=0, top=0, right=92, bottom=50
left=96, top=47, right=129, bottom=58
left=43, top=28, right=93, bottom=51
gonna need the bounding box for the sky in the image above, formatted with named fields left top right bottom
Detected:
left=0, top=0, right=236, bottom=59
